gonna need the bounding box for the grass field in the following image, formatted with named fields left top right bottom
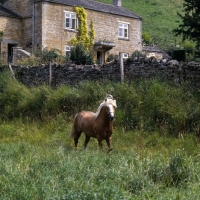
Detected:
left=1, top=70, right=200, bottom=199
left=1, top=114, right=200, bottom=199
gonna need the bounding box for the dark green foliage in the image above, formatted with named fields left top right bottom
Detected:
left=147, top=152, right=191, bottom=187
left=172, top=50, right=186, bottom=61
left=0, top=31, right=3, bottom=42
left=1, top=70, right=200, bottom=135
left=34, top=47, right=63, bottom=63
left=174, top=0, right=200, bottom=47
left=70, top=43, right=94, bottom=65
left=106, top=54, right=118, bottom=62
left=142, top=32, right=152, bottom=45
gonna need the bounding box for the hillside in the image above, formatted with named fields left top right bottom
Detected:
left=96, top=0, right=184, bottom=49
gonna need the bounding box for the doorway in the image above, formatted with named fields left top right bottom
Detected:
left=97, top=51, right=104, bottom=64
left=8, top=43, right=17, bottom=63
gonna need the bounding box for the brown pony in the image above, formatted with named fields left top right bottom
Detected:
left=70, top=96, right=117, bottom=151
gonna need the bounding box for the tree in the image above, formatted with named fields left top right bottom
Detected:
left=142, top=32, right=151, bottom=46
left=69, top=7, right=95, bottom=50
left=174, top=0, right=200, bottom=47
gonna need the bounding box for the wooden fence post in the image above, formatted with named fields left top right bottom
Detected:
left=8, top=64, right=16, bottom=80
left=49, top=60, right=52, bottom=87
left=119, top=52, right=124, bottom=83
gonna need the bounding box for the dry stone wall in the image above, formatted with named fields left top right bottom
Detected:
left=11, top=58, right=200, bottom=88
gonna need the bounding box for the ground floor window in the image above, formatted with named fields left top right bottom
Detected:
left=123, top=53, right=129, bottom=59
left=65, top=45, right=71, bottom=58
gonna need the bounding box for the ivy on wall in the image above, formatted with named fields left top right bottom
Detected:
left=69, top=7, right=95, bottom=49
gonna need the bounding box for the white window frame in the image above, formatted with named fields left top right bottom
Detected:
left=118, top=21, right=129, bottom=39
left=65, top=45, right=71, bottom=57
left=64, top=11, right=78, bottom=30
left=123, top=53, right=129, bottom=59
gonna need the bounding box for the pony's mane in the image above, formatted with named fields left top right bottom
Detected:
left=94, top=98, right=117, bottom=119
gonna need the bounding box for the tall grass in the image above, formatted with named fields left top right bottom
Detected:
left=1, top=69, right=200, bottom=199
left=0, top=136, right=199, bottom=199
left=1, top=69, right=200, bottom=136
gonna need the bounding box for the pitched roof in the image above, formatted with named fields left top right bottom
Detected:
left=142, top=45, right=163, bottom=53
left=39, top=0, right=142, bottom=19
left=0, top=5, right=21, bottom=18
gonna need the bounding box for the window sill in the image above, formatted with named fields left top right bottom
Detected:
left=64, top=29, right=78, bottom=33
left=118, top=37, right=130, bottom=41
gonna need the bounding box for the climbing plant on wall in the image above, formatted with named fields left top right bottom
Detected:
left=69, top=6, right=95, bottom=49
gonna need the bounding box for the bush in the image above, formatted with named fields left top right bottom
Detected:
left=17, top=55, right=40, bottom=66
left=1, top=73, right=200, bottom=135
left=70, top=43, right=94, bottom=65
left=106, top=54, right=118, bottom=62
left=34, top=47, right=62, bottom=64
left=17, top=48, right=69, bottom=66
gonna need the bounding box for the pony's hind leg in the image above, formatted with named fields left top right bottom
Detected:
left=74, top=131, right=82, bottom=150
left=84, top=135, right=90, bottom=149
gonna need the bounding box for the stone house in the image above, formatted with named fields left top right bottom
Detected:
left=142, top=45, right=170, bottom=60
left=0, top=0, right=142, bottom=64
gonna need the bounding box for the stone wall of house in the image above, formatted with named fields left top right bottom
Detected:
left=0, top=16, right=22, bottom=53
left=12, top=47, right=31, bottom=65
left=1, top=0, right=33, bottom=54
left=3, top=0, right=33, bottom=18
left=21, top=17, right=32, bottom=52
left=11, top=59, right=200, bottom=88
left=34, top=1, right=42, bottom=49
left=35, top=2, right=141, bottom=56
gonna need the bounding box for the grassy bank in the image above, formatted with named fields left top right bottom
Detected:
left=0, top=117, right=200, bottom=199
left=1, top=70, right=200, bottom=199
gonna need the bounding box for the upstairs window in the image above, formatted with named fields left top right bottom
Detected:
left=65, top=12, right=78, bottom=30
left=118, top=22, right=129, bottom=39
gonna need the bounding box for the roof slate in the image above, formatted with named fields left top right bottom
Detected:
left=39, top=0, right=142, bottom=19
left=142, top=45, right=163, bottom=52
left=0, top=5, right=21, bottom=18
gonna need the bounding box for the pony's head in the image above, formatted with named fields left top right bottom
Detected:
left=95, top=95, right=117, bottom=121
left=103, top=96, right=117, bottom=121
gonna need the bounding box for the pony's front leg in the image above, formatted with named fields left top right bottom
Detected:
left=84, top=136, right=90, bottom=149
left=106, top=137, right=113, bottom=152
left=97, top=138, right=103, bottom=151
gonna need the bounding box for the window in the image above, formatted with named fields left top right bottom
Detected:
left=65, top=12, right=78, bottom=30
left=65, top=46, right=71, bottom=57
left=123, top=53, right=129, bottom=59
left=118, top=22, right=129, bottom=38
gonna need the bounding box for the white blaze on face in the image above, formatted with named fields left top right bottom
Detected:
left=108, top=104, right=115, bottom=118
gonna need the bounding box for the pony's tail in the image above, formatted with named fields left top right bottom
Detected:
left=69, top=114, right=77, bottom=138
left=70, top=126, right=76, bottom=138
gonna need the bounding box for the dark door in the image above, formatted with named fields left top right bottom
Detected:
left=8, top=44, right=17, bottom=63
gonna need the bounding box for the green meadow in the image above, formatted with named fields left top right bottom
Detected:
left=1, top=70, right=200, bottom=199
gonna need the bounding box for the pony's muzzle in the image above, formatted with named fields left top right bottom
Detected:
left=109, top=113, right=115, bottom=121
